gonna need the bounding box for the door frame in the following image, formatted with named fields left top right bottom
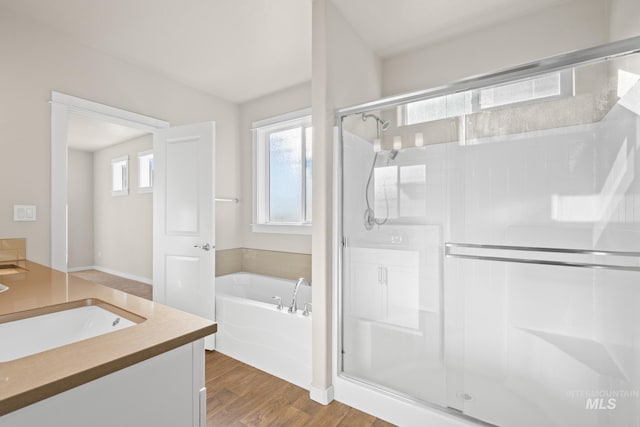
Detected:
left=50, top=91, right=170, bottom=272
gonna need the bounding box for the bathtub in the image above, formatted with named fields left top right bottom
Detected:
left=215, top=273, right=312, bottom=389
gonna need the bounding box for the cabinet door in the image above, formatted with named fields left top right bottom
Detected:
left=385, top=251, right=420, bottom=329
left=346, top=247, right=420, bottom=327
left=346, top=248, right=384, bottom=321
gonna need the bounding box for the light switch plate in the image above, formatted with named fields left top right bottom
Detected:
left=14, top=205, right=37, bottom=221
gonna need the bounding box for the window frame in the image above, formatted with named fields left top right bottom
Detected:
left=398, top=69, right=574, bottom=126
left=471, top=69, right=574, bottom=111
left=137, top=149, right=154, bottom=193
left=252, top=108, right=312, bottom=235
left=111, top=155, right=129, bottom=196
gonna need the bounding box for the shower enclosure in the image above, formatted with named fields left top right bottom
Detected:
left=337, top=38, right=640, bottom=426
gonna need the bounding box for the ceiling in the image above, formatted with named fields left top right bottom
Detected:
left=333, top=0, right=572, bottom=57
left=0, top=0, right=570, bottom=104
left=0, top=0, right=312, bottom=104
left=67, top=113, right=149, bottom=152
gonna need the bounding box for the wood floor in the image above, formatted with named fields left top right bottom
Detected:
left=70, top=269, right=153, bottom=300
left=206, top=351, right=395, bottom=427
left=75, top=270, right=395, bottom=426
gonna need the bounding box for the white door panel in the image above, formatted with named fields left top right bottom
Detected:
left=165, top=255, right=201, bottom=315
left=166, top=138, right=200, bottom=234
left=154, top=122, right=216, bottom=350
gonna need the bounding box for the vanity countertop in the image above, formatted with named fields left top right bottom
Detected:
left=0, top=261, right=217, bottom=416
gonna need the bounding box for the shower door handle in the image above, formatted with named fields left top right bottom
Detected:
left=194, top=243, right=213, bottom=251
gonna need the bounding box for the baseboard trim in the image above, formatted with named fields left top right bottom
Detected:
left=69, top=265, right=153, bottom=285
left=67, top=265, right=95, bottom=273
left=309, top=385, right=334, bottom=405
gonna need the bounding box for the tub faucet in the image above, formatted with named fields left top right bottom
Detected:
left=303, top=303, right=312, bottom=317
left=288, top=278, right=311, bottom=313
left=272, top=296, right=283, bottom=310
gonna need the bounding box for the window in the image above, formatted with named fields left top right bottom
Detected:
left=138, top=150, right=154, bottom=193
left=473, top=70, right=573, bottom=110
left=399, top=70, right=574, bottom=126
left=402, top=92, right=472, bottom=126
left=253, top=109, right=312, bottom=234
left=111, top=156, right=128, bottom=196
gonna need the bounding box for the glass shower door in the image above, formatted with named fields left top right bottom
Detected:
left=445, top=250, right=640, bottom=427
left=339, top=43, right=640, bottom=426
left=444, top=53, right=640, bottom=425
left=341, top=129, right=449, bottom=406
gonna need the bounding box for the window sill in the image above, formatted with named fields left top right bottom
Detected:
left=251, top=223, right=312, bottom=235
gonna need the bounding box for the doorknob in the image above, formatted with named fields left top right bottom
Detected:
left=193, top=243, right=213, bottom=251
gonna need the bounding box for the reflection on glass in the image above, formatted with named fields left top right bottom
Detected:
left=400, top=165, right=426, bottom=217
left=617, top=69, right=640, bottom=98
left=373, top=166, right=398, bottom=219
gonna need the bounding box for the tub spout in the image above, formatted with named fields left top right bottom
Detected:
left=288, top=278, right=311, bottom=313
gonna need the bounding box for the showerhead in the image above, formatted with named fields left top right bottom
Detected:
left=387, top=149, right=398, bottom=160
left=361, top=113, right=391, bottom=132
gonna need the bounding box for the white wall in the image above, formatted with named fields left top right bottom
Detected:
left=608, top=0, right=640, bottom=41
left=93, top=135, right=153, bottom=281
left=0, top=10, right=240, bottom=265
left=608, top=0, right=640, bottom=80
left=67, top=149, right=94, bottom=269
left=382, top=0, right=609, bottom=96
left=311, top=0, right=382, bottom=400
left=239, top=81, right=312, bottom=254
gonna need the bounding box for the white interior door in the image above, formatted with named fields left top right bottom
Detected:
left=153, top=122, right=216, bottom=350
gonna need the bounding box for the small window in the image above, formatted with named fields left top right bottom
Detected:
left=138, top=150, right=154, bottom=193
left=111, top=156, right=128, bottom=196
left=399, top=70, right=574, bottom=126
left=473, top=70, right=573, bottom=110
left=402, top=92, right=472, bottom=126
left=253, top=109, right=312, bottom=234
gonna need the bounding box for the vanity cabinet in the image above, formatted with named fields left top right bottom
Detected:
left=0, top=340, right=206, bottom=427
left=0, top=261, right=214, bottom=427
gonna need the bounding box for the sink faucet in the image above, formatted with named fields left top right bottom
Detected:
left=288, top=278, right=311, bottom=313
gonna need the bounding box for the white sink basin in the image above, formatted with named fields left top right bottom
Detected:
left=0, top=300, right=144, bottom=362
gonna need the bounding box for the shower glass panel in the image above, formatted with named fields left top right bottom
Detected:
left=339, top=44, right=640, bottom=426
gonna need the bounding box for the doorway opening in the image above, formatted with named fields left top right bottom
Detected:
left=66, top=111, right=154, bottom=298
left=50, top=92, right=169, bottom=273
